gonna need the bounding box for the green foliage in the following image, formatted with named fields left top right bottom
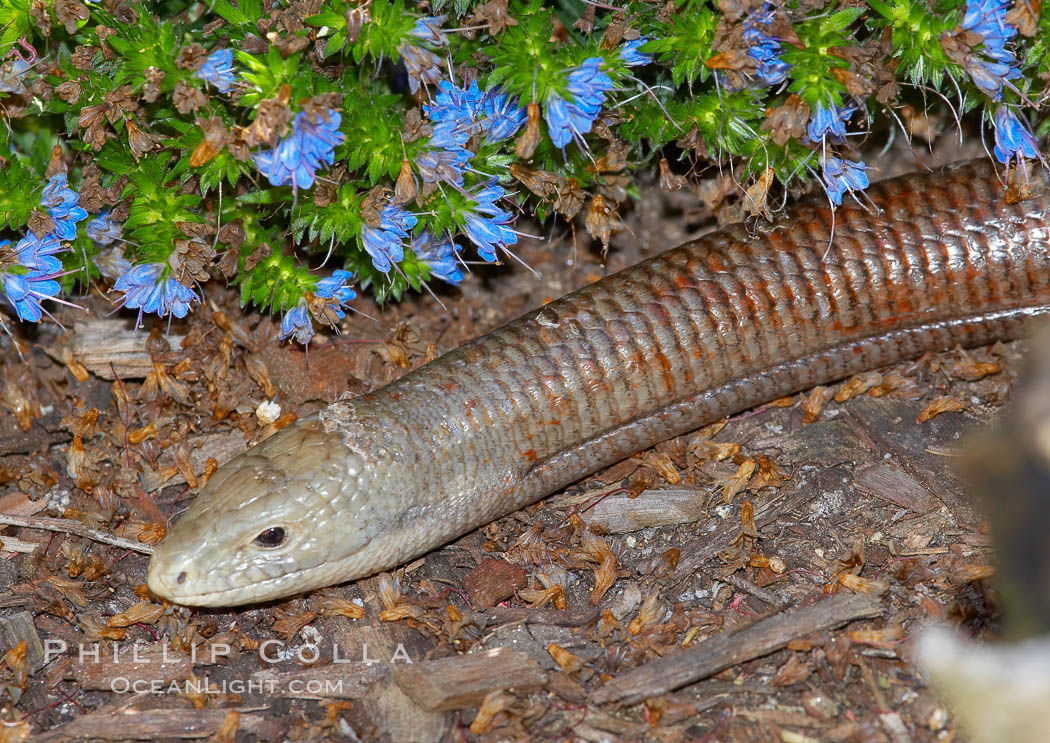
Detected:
left=0, top=0, right=1044, bottom=344
left=644, top=0, right=718, bottom=86
left=0, top=0, right=31, bottom=50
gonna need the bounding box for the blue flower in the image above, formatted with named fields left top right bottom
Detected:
left=422, top=80, right=525, bottom=153
left=360, top=204, right=418, bottom=273
left=398, top=43, right=443, bottom=95
left=544, top=58, right=614, bottom=149
left=742, top=1, right=790, bottom=86
left=618, top=37, right=652, bottom=67
left=460, top=182, right=518, bottom=262
left=411, top=15, right=448, bottom=46
left=992, top=105, right=1039, bottom=165
left=959, top=0, right=1020, bottom=99
left=252, top=110, right=345, bottom=191
left=113, top=262, right=199, bottom=328
left=279, top=298, right=314, bottom=345
left=40, top=173, right=88, bottom=240
left=313, top=268, right=357, bottom=320
left=86, top=211, right=122, bottom=247
left=412, top=232, right=463, bottom=285
left=425, top=79, right=486, bottom=150
left=194, top=49, right=235, bottom=93
left=0, top=238, right=79, bottom=325
left=415, top=147, right=471, bottom=187
left=822, top=157, right=869, bottom=206
left=807, top=102, right=854, bottom=144
left=1, top=270, right=62, bottom=323
left=0, top=58, right=29, bottom=95
left=16, top=232, right=65, bottom=274
left=481, top=90, right=527, bottom=144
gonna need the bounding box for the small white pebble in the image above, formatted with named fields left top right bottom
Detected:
left=256, top=400, right=281, bottom=425
left=45, top=487, right=72, bottom=516
left=625, top=535, right=637, bottom=548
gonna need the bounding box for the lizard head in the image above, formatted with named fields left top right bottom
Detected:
left=147, top=408, right=398, bottom=607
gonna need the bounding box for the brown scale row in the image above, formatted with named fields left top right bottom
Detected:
left=362, top=160, right=1050, bottom=524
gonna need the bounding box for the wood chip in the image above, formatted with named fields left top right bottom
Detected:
left=65, top=320, right=187, bottom=380
left=592, top=592, right=883, bottom=705
left=853, top=463, right=938, bottom=513
left=36, top=705, right=276, bottom=741
left=0, top=612, right=44, bottom=673
left=461, top=557, right=528, bottom=609
left=394, top=647, right=547, bottom=711
left=68, top=644, right=195, bottom=690
left=585, top=488, right=706, bottom=533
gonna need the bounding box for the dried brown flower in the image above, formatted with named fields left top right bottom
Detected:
left=585, top=194, right=623, bottom=254
left=313, top=164, right=345, bottom=207
left=245, top=88, right=293, bottom=148
left=173, top=79, right=207, bottom=115
left=27, top=210, right=55, bottom=238
left=30, top=0, right=51, bottom=34
left=55, top=0, right=90, bottom=34
left=515, top=102, right=542, bottom=159
left=143, top=66, right=165, bottom=103
left=345, top=3, right=372, bottom=43
left=190, top=117, right=229, bottom=167
left=361, top=185, right=393, bottom=228
left=402, top=107, right=430, bottom=143
left=302, top=94, right=343, bottom=122
left=55, top=80, right=81, bottom=103
left=468, top=0, right=518, bottom=36
left=761, top=93, right=810, bottom=146
left=169, top=238, right=217, bottom=286
left=574, top=3, right=596, bottom=33
left=393, top=159, right=417, bottom=205
left=78, top=164, right=106, bottom=212
left=176, top=43, right=207, bottom=71
left=126, top=119, right=161, bottom=161
left=71, top=45, right=96, bottom=70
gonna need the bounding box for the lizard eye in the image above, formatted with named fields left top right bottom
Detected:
left=253, top=527, right=287, bottom=549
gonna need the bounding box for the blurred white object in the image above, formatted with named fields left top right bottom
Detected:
left=255, top=400, right=281, bottom=425
left=917, top=625, right=1050, bottom=743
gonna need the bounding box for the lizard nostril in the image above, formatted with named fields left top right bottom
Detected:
left=177, top=572, right=187, bottom=585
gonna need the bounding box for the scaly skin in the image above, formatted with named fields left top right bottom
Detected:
left=148, top=160, right=1050, bottom=606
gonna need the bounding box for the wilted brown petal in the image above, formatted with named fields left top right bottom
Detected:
left=1005, top=0, right=1041, bottom=35
left=126, top=119, right=161, bottom=160
left=176, top=43, right=207, bottom=70
left=743, top=167, right=774, bottom=220
left=722, top=457, right=755, bottom=502
left=585, top=194, right=623, bottom=255
left=761, top=94, right=810, bottom=146
left=173, top=79, right=207, bottom=115
left=468, top=0, right=518, bottom=36
left=917, top=395, right=965, bottom=423
left=393, top=159, right=417, bottom=205
left=143, top=66, right=166, bottom=103
left=55, top=80, right=82, bottom=103
left=27, top=210, right=55, bottom=238
left=169, top=238, right=217, bottom=285
left=361, top=186, right=393, bottom=228
left=55, top=0, right=90, bottom=33
left=190, top=117, right=229, bottom=167
left=515, top=102, right=541, bottom=159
